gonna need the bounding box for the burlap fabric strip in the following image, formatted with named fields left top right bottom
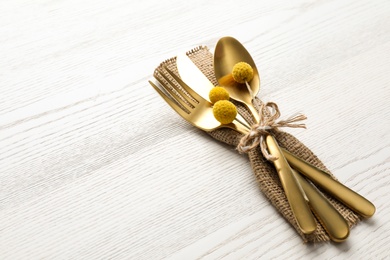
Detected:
left=154, top=46, right=361, bottom=242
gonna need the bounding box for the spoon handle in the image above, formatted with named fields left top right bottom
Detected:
left=282, top=148, right=376, bottom=218
left=266, top=135, right=317, bottom=234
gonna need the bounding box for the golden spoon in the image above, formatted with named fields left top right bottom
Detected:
left=214, top=36, right=317, bottom=234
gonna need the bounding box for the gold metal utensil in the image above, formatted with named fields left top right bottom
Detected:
left=177, top=53, right=375, bottom=220
left=150, top=65, right=316, bottom=235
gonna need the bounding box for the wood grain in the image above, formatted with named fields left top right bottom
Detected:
left=0, top=0, right=389, bottom=259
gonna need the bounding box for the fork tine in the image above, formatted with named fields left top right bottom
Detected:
left=148, top=81, right=190, bottom=120
left=157, top=68, right=197, bottom=108
left=154, top=71, right=193, bottom=112
left=164, top=66, right=204, bottom=103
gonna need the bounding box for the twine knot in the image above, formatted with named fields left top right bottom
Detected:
left=237, top=102, right=307, bottom=161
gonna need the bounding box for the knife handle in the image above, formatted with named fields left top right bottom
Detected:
left=282, top=148, right=376, bottom=218
left=292, top=169, right=350, bottom=242
left=266, top=135, right=316, bottom=234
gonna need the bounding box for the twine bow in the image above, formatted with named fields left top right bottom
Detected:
left=237, top=102, right=307, bottom=161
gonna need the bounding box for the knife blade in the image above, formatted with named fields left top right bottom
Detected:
left=176, top=53, right=251, bottom=128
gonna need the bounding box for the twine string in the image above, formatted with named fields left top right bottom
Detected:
left=237, top=101, right=307, bottom=161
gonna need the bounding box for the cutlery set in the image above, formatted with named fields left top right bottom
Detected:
left=148, top=37, right=375, bottom=242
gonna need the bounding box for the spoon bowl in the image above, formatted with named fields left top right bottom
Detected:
left=214, top=36, right=260, bottom=122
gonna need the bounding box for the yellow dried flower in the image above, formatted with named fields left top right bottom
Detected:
left=232, top=62, right=254, bottom=83
left=209, top=86, right=230, bottom=104
left=212, top=100, right=237, bottom=124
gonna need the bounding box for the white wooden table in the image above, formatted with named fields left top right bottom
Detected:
left=1, top=0, right=389, bottom=259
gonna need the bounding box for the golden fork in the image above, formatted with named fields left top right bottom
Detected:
left=149, top=66, right=352, bottom=241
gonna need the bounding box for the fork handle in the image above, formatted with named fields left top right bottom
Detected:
left=282, top=148, right=376, bottom=218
